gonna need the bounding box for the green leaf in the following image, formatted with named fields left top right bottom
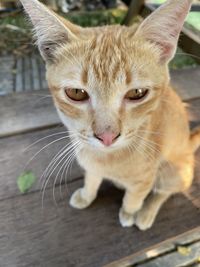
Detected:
left=17, top=171, right=36, bottom=193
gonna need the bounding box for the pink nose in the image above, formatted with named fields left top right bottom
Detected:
left=95, top=132, right=120, bottom=146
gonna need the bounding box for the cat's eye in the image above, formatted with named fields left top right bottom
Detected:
left=65, top=88, right=89, bottom=102
left=125, top=88, right=148, bottom=101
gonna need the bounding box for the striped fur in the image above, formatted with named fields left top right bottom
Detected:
left=21, top=0, right=200, bottom=230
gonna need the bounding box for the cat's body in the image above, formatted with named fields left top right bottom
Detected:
left=21, top=0, right=200, bottom=230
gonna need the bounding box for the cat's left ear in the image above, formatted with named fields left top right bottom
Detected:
left=134, top=0, right=192, bottom=63
left=20, top=0, right=82, bottom=62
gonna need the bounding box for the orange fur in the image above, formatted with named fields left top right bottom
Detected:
left=21, top=0, right=200, bottom=229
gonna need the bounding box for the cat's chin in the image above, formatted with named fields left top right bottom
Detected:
left=83, top=139, right=128, bottom=154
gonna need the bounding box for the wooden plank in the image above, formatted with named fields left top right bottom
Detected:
left=1, top=67, right=200, bottom=138
left=176, top=230, right=200, bottom=245
left=15, top=57, right=23, bottom=93
left=24, top=55, right=32, bottom=91
left=0, top=177, right=199, bottom=267
left=0, top=126, right=82, bottom=201
left=170, top=68, right=200, bottom=101
left=106, top=228, right=200, bottom=267
left=137, top=241, right=200, bottom=267
left=105, top=242, right=175, bottom=267
left=41, top=63, right=48, bottom=90
left=0, top=55, right=14, bottom=95
left=37, top=56, right=48, bottom=90
left=31, top=54, right=40, bottom=91
left=0, top=90, right=60, bottom=137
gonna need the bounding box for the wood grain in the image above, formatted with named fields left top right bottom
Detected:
left=137, top=241, right=200, bottom=267
left=0, top=176, right=199, bottom=267
left=0, top=126, right=82, bottom=201
left=0, top=90, right=59, bottom=137
left=0, top=55, right=14, bottom=95
left=171, top=68, right=200, bottom=101
left=105, top=228, right=200, bottom=267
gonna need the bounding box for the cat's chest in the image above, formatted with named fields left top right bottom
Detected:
left=77, top=149, right=155, bottom=181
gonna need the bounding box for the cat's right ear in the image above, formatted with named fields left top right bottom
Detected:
left=20, top=0, right=82, bottom=62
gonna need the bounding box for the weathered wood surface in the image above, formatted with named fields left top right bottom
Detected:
left=170, top=67, right=200, bottom=100
left=0, top=55, right=14, bottom=95
left=0, top=126, right=82, bottom=200
left=0, top=176, right=199, bottom=267
left=1, top=67, right=200, bottom=138
left=0, top=54, right=48, bottom=95
left=15, top=53, right=48, bottom=92
left=0, top=90, right=59, bottom=137
left=137, top=241, right=200, bottom=267
left=106, top=228, right=200, bottom=267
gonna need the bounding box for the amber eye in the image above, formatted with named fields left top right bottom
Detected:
left=65, top=88, right=89, bottom=102
left=125, top=89, right=148, bottom=101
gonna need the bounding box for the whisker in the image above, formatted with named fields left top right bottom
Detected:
left=24, top=131, right=73, bottom=152
left=32, top=95, right=53, bottom=106
left=24, top=136, right=72, bottom=170
left=59, top=144, right=80, bottom=199
left=39, top=142, right=72, bottom=183
left=64, top=145, right=82, bottom=192
left=42, top=140, right=79, bottom=184
left=41, top=141, right=80, bottom=207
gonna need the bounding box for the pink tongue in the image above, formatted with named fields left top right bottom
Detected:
left=98, top=132, right=116, bottom=146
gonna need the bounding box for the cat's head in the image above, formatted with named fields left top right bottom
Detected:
left=21, top=0, right=192, bottom=152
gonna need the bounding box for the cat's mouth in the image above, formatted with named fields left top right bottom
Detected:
left=77, top=134, right=125, bottom=152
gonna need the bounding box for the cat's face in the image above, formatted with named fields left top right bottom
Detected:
left=21, top=0, right=191, bottom=151
left=47, top=28, right=168, bottom=151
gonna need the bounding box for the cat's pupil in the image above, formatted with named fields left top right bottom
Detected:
left=65, top=88, right=89, bottom=101
left=125, top=89, right=148, bottom=101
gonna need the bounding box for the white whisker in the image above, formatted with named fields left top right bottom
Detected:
left=24, top=131, right=73, bottom=152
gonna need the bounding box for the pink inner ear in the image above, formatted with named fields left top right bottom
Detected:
left=135, top=0, right=192, bottom=63
left=155, top=41, right=174, bottom=62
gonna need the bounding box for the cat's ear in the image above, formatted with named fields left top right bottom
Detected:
left=20, top=0, right=81, bottom=62
left=134, top=0, right=192, bottom=63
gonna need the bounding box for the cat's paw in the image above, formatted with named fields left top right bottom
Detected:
left=69, top=188, right=91, bottom=209
left=119, top=208, right=135, bottom=227
left=135, top=209, right=155, bottom=231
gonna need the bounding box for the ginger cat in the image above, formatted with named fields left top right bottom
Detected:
left=21, top=0, right=200, bottom=230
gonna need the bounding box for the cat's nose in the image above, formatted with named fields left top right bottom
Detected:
left=94, top=132, right=120, bottom=146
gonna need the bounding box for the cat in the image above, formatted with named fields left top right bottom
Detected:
left=20, top=0, right=200, bottom=230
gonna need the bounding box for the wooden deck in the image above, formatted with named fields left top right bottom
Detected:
left=0, top=65, right=200, bottom=266
left=0, top=53, right=48, bottom=95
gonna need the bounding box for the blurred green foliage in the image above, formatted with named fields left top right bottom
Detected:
left=0, top=8, right=199, bottom=68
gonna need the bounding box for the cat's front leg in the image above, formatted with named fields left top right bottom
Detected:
left=69, top=172, right=102, bottom=209
left=135, top=192, right=169, bottom=230
left=119, top=190, right=143, bottom=227
left=119, top=182, right=154, bottom=228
